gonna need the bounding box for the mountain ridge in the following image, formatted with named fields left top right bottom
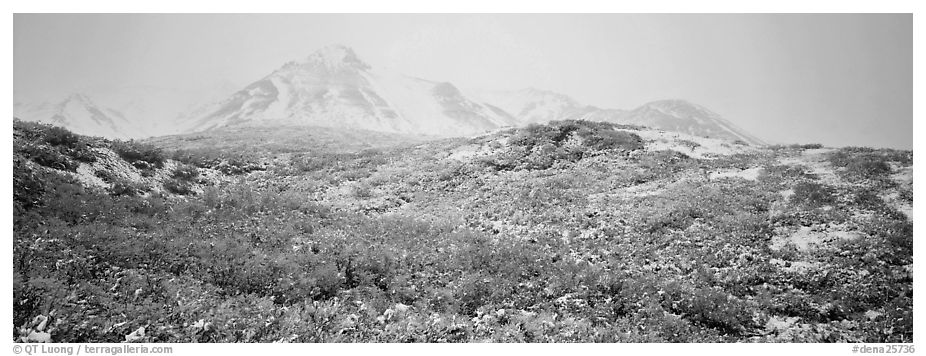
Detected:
left=15, top=44, right=765, bottom=145
left=14, top=93, right=145, bottom=139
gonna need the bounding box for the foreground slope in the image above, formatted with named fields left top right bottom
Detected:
left=14, top=121, right=911, bottom=342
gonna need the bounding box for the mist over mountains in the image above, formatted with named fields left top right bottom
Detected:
left=14, top=45, right=764, bottom=145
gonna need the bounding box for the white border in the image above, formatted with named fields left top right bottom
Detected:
left=5, top=0, right=922, bottom=13
left=3, top=1, right=921, bottom=355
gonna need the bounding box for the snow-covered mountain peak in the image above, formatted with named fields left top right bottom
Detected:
left=182, top=46, right=518, bottom=136
left=289, top=44, right=370, bottom=72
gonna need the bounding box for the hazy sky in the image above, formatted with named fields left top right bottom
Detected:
left=14, top=14, right=912, bottom=148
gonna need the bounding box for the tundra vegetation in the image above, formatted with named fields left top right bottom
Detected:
left=13, top=119, right=912, bottom=342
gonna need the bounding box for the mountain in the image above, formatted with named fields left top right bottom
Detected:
left=477, top=88, right=764, bottom=145
left=472, top=88, right=591, bottom=124
left=183, top=45, right=518, bottom=136
left=614, top=99, right=766, bottom=145
left=13, top=93, right=147, bottom=139
left=91, top=84, right=241, bottom=137
left=14, top=82, right=243, bottom=139
left=14, top=45, right=765, bottom=145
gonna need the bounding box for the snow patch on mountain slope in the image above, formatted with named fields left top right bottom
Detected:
left=364, top=72, right=448, bottom=134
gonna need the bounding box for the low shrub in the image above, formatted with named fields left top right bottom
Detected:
left=485, top=120, right=643, bottom=171
left=678, top=140, right=701, bottom=149
left=43, top=126, right=81, bottom=147
left=634, top=150, right=695, bottom=181
left=216, top=160, right=264, bottom=175
left=349, top=183, right=374, bottom=198
left=171, top=164, right=200, bottom=181
left=455, top=273, right=497, bottom=316
left=577, top=126, right=644, bottom=152
left=789, top=181, right=835, bottom=208
left=844, top=157, right=891, bottom=180
left=16, top=142, right=78, bottom=171
left=662, top=282, right=755, bottom=335
left=758, top=165, right=814, bottom=187
left=109, top=180, right=146, bottom=197
left=789, top=143, right=824, bottom=150
left=512, top=120, right=644, bottom=153
left=172, top=148, right=263, bottom=175
left=852, top=189, right=889, bottom=212
left=828, top=147, right=911, bottom=181
left=171, top=148, right=220, bottom=168
left=94, top=170, right=116, bottom=183
left=112, top=140, right=166, bottom=169
left=13, top=157, right=47, bottom=212
left=14, top=120, right=96, bottom=163
left=163, top=179, right=194, bottom=195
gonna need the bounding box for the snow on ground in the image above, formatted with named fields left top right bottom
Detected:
left=779, top=149, right=912, bottom=222
left=709, top=166, right=763, bottom=181
left=447, top=142, right=497, bottom=161
left=69, top=147, right=143, bottom=190
left=777, top=150, right=841, bottom=186
left=881, top=191, right=913, bottom=221
left=74, top=163, right=108, bottom=189
left=885, top=164, right=914, bottom=220
left=627, top=128, right=757, bottom=159
left=891, top=165, right=913, bottom=191
left=63, top=146, right=225, bottom=196
left=770, top=225, right=863, bottom=252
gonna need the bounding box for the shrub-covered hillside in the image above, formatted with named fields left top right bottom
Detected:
left=13, top=119, right=912, bottom=343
